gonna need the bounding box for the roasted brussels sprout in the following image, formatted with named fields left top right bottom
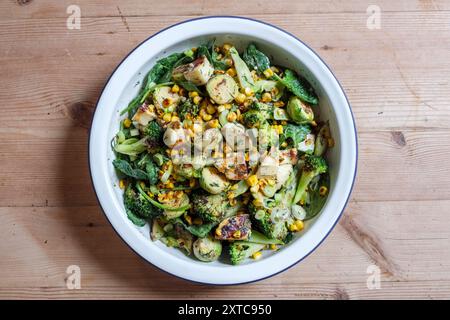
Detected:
left=193, top=236, right=222, bottom=262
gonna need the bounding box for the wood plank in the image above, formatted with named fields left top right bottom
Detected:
left=0, top=200, right=449, bottom=298
left=3, top=0, right=450, bottom=20
left=1, top=12, right=449, bottom=130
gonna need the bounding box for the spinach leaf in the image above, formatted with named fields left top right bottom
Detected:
left=197, top=39, right=228, bottom=71
left=176, top=80, right=201, bottom=93
left=113, top=159, right=148, bottom=180
left=175, top=219, right=218, bottom=238
left=281, top=123, right=312, bottom=149
left=120, top=52, right=185, bottom=117
left=274, top=69, right=318, bottom=105
left=243, top=44, right=270, bottom=73
left=125, top=206, right=147, bottom=227
left=304, top=173, right=330, bottom=220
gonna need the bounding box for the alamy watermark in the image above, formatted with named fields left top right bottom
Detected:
left=366, top=264, right=381, bottom=290
left=366, top=5, right=381, bottom=30
left=66, top=265, right=81, bottom=289
left=66, top=5, right=81, bottom=30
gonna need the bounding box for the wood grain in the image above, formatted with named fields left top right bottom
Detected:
left=0, top=0, right=449, bottom=299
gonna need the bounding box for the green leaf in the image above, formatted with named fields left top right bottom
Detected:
left=175, top=219, right=218, bottom=238
left=274, top=69, right=318, bottom=105
left=242, top=44, right=270, bottom=73
left=125, top=205, right=146, bottom=227
left=113, top=159, right=148, bottom=180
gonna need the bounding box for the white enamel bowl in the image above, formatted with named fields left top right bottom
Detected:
left=89, top=16, right=357, bottom=285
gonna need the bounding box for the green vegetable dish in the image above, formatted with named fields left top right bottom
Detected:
left=112, top=41, right=334, bottom=264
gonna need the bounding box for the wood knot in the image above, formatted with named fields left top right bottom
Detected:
left=17, top=0, right=33, bottom=5
left=64, top=101, right=95, bottom=129
left=391, top=131, right=406, bottom=147
left=321, top=45, right=333, bottom=51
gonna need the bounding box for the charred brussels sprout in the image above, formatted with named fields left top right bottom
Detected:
left=193, top=236, right=222, bottom=262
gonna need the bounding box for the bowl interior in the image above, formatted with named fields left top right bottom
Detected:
left=107, top=34, right=341, bottom=264
left=91, top=17, right=356, bottom=284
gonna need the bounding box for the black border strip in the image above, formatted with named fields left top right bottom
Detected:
left=88, top=15, right=359, bottom=286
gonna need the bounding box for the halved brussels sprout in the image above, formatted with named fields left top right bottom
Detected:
left=193, top=236, right=222, bottom=262
left=206, top=74, right=239, bottom=104
left=287, top=96, right=314, bottom=124
left=199, top=167, right=230, bottom=194
left=153, top=86, right=181, bottom=112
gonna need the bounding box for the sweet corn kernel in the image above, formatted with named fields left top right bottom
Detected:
left=250, top=185, right=260, bottom=193
left=208, top=119, right=219, bottom=128
left=252, top=199, right=263, bottom=207
left=171, top=116, right=180, bottom=122
left=227, top=111, right=237, bottom=122
left=222, top=43, right=232, bottom=52
left=263, top=68, right=274, bottom=78
left=225, top=58, right=233, bottom=66
left=119, top=179, right=126, bottom=189
left=215, top=228, right=222, bottom=237
left=295, top=220, right=304, bottom=231
left=244, top=87, right=253, bottom=96
left=171, top=84, right=180, bottom=93
left=189, top=91, right=199, bottom=98
left=319, top=186, right=328, bottom=196
left=189, top=179, right=196, bottom=188
left=206, top=104, right=216, bottom=114
left=217, top=105, right=226, bottom=113
left=162, top=113, right=172, bottom=122
left=230, top=184, right=238, bottom=191
left=193, top=96, right=202, bottom=105
left=235, top=93, right=246, bottom=104
left=162, top=98, right=173, bottom=108
left=246, top=175, right=258, bottom=186
left=252, top=251, right=262, bottom=260
left=270, top=244, right=278, bottom=250
left=267, top=179, right=276, bottom=186
left=233, top=230, right=241, bottom=239
left=123, top=118, right=132, bottom=128
left=281, top=142, right=288, bottom=148
left=227, top=192, right=235, bottom=200
left=193, top=218, right=203, bottom=225
left=224, top=103, right=232, bottom=110
left=328, top=138, right=335, bottom=148
left=179, top=88, right=186, bottom=96
left=261, top=92, right=272, bottom=103
left=229, top=198, right=237, bottom=206
left=202, top=113, right=212, bottom=121
left=288, top=224, right=298, bottom=232
left=226, top=68, right=237, bottom=77
left=184, top=214, right=192, bottom=225
left=274, top=101, right=285, bottom=107
left=166, top=182, right=174, bottom=189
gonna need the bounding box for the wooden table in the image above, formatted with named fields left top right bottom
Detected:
left=1, top=0, right=449, bottom=299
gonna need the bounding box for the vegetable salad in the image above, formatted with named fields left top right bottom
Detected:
left=112, top=40, right=333, bottom=264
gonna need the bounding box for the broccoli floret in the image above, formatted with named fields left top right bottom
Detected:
left=242, top=109, right=268, bottom=128
left=292, top=154, right=328, bottom=204
left=177, top=99, right=199, bottom=121
left=191, top=193, right=240, bottom=223
left=249, top=203, right=289, bottom=240
left=229, top=241, right=265, bottom=265
left=143, top=121, right=163, bottom=150
left=136, top=154, right=159, bottom=185
left=124, top=184, right=162, bottom=223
